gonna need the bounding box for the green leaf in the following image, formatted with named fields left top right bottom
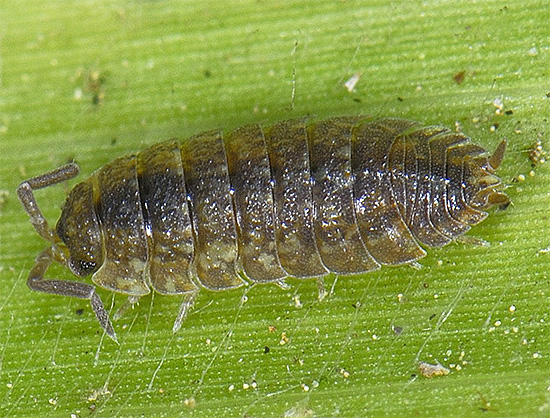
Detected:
left=1, top=1, right=549, bottom=417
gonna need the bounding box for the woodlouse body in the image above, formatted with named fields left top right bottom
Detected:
left=17, top=117, right=509, bottom=341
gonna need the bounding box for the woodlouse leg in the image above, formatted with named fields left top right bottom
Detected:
left=409, top=261, right=423, bottom=270
left=274, top=279, right=290, bottom=291
left=172, top=290, right=199, bottom=333
left=113, top=295, right=141, bottom=321
left=316, top=277, right=327, bottom=301
left=455, top=235, right=490, bottom=247
left=28, top=247, right=118, bottom=343
left=17, top=163, right=80, bottom=242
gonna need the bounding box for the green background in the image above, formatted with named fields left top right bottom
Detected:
left=1, top=1, right=549, bottom=417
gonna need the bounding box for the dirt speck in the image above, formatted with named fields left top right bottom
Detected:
left=452, top=71, right=465, bottom=84
left=418, top=361, right=450, bottom=378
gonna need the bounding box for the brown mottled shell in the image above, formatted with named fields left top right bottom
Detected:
left=55, top=116, right=509, bottom=294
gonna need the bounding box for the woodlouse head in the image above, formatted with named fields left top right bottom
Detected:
left=55, top=181, right=104, bottom=277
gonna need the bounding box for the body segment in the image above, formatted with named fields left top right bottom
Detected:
left=308, top=117, right=379, bottom=274
left=179, top=130, right=244, bottom=290
left=17, top=117, right=510, bottom=340
left=224, top=124, right=286, bottom=282
left=93, top=154, right=150, bottom=295
left=136, top=140, right=196, bottom=294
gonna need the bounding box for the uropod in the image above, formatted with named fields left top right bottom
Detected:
left=17, top=117, right=510, bottom=341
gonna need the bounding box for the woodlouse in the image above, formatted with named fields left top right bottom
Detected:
left=17, top=116, right=510, bottom=341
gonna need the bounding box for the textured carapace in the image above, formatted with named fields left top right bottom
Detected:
left=17, top=116, right=510, bottom=341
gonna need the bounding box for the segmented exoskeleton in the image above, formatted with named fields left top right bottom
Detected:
left=17, top=117, right=510, bottom=341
